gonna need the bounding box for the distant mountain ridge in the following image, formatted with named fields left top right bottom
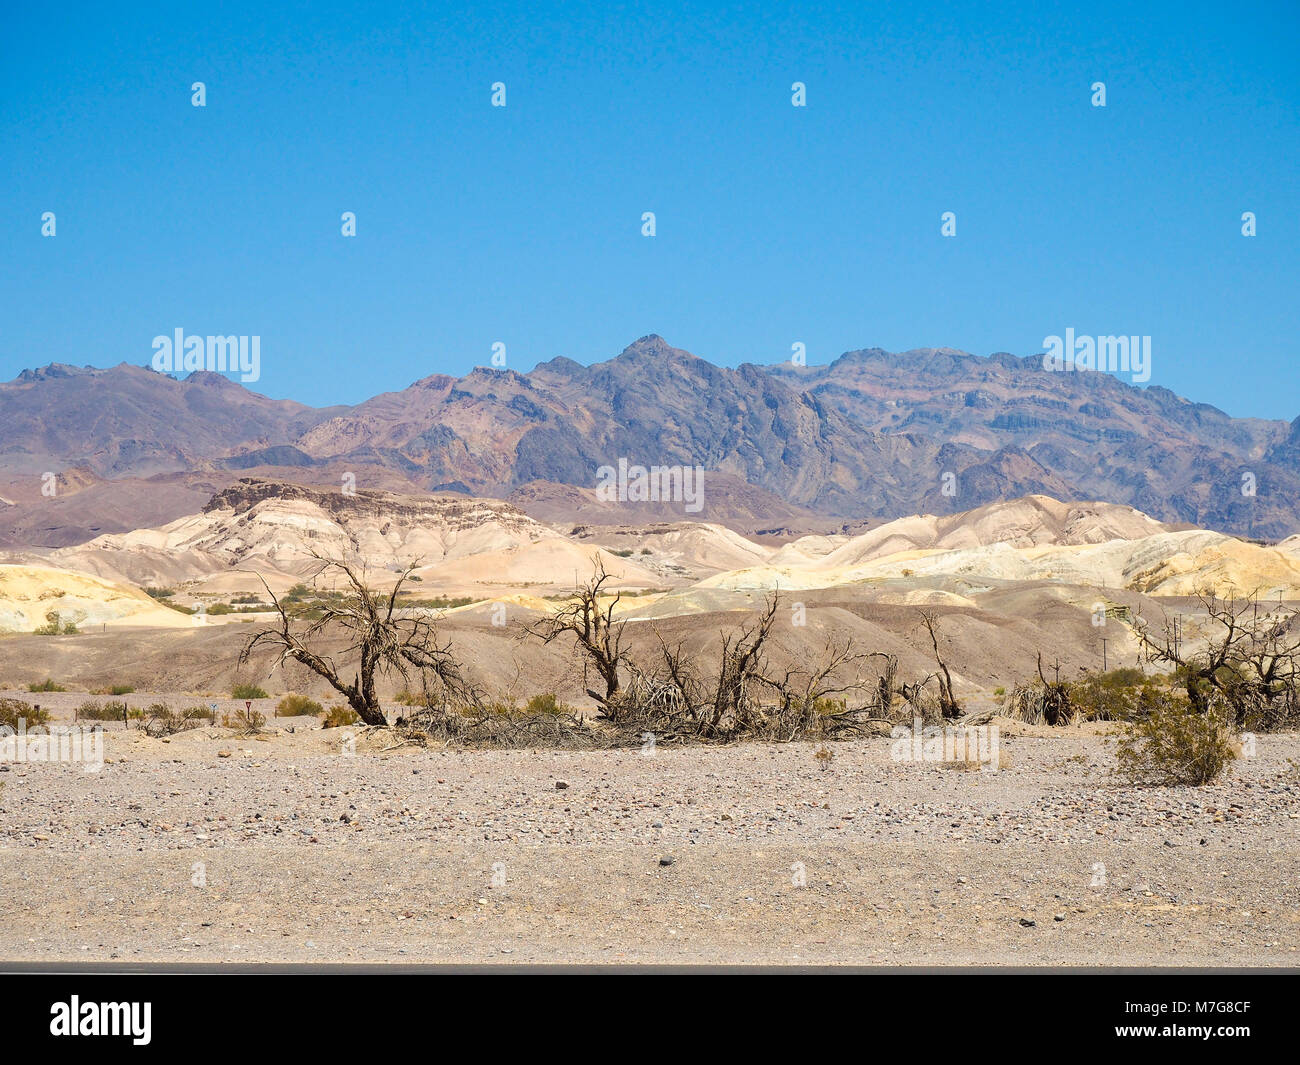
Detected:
left=2, top=336, right=1296, bottom=540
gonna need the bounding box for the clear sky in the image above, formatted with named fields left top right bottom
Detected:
left=3, top=0, right=1297, bottom=417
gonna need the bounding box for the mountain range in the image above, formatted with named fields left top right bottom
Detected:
left=2, top=334, right=1296, bottom=545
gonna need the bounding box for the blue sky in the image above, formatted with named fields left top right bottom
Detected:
left=3, top=0, right=1297, bottom=417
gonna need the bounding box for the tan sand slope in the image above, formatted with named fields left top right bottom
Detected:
left=567, top=520, right=774, bottom=580
left=0, top=564, right=193, bottom=631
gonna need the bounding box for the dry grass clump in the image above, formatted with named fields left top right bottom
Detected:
left=139, top=703, right=211, bottom=737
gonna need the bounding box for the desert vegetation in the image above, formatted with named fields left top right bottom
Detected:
left=0, top=697, right=49, bottom=729
left=138, top=703, right=211, bottom=738
left=230, top=557, right=1296, bottom=785
left=240, top=557, right=476, bottom=727
left=276, top=693, right=323, bottom=717
left=33, top=609, right=81, bottom=636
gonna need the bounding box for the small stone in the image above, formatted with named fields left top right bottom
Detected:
left=555, top=780, right=569, bottom=790
left=659, top=856, right=675, bottom=867
left=1019, top=917, right=1036, bottom=927
left=218, top=751, right=232, bottom=758
left=1054, top=912, right=1066, bottom=922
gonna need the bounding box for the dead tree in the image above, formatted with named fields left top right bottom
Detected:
left=761, top=638, right=895, bottom=739
left=238, top=556, right=473, bottom=727
left=524, top=557, right=629, bottom=716
left=1134, top=588, right=1300, bottom=729
left=1035, top=651, right=1074, bottom=726
left=918, top=610, right=962, bottom=719
left=708, top=592, right=781, bottom=736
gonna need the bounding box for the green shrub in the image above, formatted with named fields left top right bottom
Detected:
left=322, top=706, right=360, bottom=728
left=1071, top=668, right=1167, bottom=721
left=0, top=698, right=49, bottom=729
left=76, top=699, right=129, bottom=721
left=231, top=684, right=269, bottom=700
left=1114, top=696, right=1237, bottom=786
left=276, top=693, right=323, bottom=717
left=27, top=679, right=66, bottom=693
left=524, top=692, right=565, bottom=716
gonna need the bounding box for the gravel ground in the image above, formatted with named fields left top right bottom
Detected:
left=0, top=706, right=1297, bottom=965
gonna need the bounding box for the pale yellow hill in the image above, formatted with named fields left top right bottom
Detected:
left=698, top=529, right=1300, bottom=599
left=0, top=564, right=194, bottom=631
left=818, top=495, right=1169, bottom=569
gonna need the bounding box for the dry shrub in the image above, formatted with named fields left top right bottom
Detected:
left=76, top=699, right=128, bottom=721
left=1113, top=694, right=1237, bottom=786
left=401, top=701, right=623, bottom=750
left=276, top=693, right=323, bottom=717
left=0, top=698, right=48, bottom=729
left=139, top=703, right=209, bottom=737
left=322, top=706, right=359, bottom=728
left=223, top=704, right=266, bottom=733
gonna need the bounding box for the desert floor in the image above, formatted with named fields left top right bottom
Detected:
left=0, top=700, right=1296, bottom=966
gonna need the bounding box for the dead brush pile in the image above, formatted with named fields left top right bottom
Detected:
left=396, top=700, right=628, bottom=750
